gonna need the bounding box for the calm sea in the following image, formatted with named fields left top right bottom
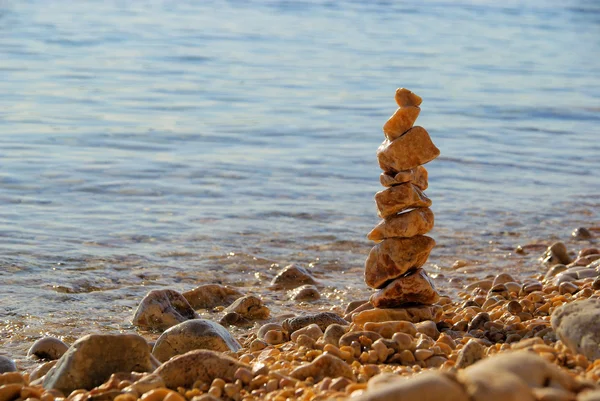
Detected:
left=1, top=0, right=599, bottom=364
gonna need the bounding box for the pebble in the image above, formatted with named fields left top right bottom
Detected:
left=43, top=333, right=154, bottom=394
left=289, top=353, right=355, bottom=382
left=454, top=339, right=485, bottom=369
left=270, top=264, right=317, bottom=289
left=152, top=319, right=241, bottom=362
left=288, top=285, right=320, bottom=301
left=282, top=312, right=347, bottom=333
left=541, top=242, right=572, bottom=266
left=322, top=324, right=348, bottom=347
left=290, top=324, right=323, bottom=342
left=415, top=320, right=439, bottom=340
left=0, top=356, right=16, bottom=374
left=182, top=284, right=243, bottom=309
left=27, top=337, right=69, bottom=360
left=224, top=295, right=270, bottom=320
left=256, top=323, right=285, bottom=340
left=552, top=298, right=600, bottom=361
left=572, top=227, right=593, bottom=240
left=155, top=350, right=248, bottom=389
left=132, top=289, right=198, bottom=331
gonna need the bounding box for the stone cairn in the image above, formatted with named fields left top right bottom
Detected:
left=363, top=88, right=441, bottom=317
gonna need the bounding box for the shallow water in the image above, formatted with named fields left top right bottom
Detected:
left=0, top=0, right=599, bottom=366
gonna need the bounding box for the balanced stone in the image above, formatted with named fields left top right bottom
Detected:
left=368, top=207, right=434, bottom=242
left=365, top=236, right=435, bottom=289
left=377, top=126, right=440, bottom=172
left=352, top=304, right=443, bottom=326
left=370, top=268, right=439, bottom=308
left=395, top=88, right=422, bottom=107
left=374, top=183, right=431, bottom=219
left=380, top=166, right=428, bottom=190
left=383, top=106, right=420, bottom=141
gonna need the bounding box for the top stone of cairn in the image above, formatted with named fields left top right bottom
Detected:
left=395, top=88, right=422, bottom=107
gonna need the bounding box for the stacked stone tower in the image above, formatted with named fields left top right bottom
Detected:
left=364, top=88, right=440, bottom=309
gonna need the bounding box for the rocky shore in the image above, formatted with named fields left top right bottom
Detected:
left=1, top=237, right=600, bottom=401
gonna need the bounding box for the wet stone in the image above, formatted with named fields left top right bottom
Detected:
left=224, top=295, right=270, bottom=320
left=43, top=333, right=154, bottom=394
left=374, top=183, right=432, bottom=219
left=572, top=227, right=593, bottom=240
left=541, top=242, right=572, bottom=267
left=132, top=289, right=198, bottom=331
left=182, top=284, right=243, bottom=310
left=270, top=264, right=317, bottom=289
left=152, top=319, right=241, bottom=362
left=288, top=284, right=320, bottom=301
left=28, top=337, right=69, bottom=361
left=0, top=356, right=16, bottom=373
left=367, top=208, right=434, bottom=242
left=365, top=235, right=436, bottom=289
left=544, top=264, right=568, bottom=282
left=282, top=312, right=347, bottom=333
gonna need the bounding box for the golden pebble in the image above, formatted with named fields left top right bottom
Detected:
left=114, top=394, right=137, bottom=401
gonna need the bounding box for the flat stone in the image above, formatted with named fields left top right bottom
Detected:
left=377, top=127, right=440, bottom=173
left=154, top=350, right=248, bottom=389
left=182, top=285, right=243, bottom=309
left=364, top=236, right=436, bottom=289
left=370, top=268, right=439, bottom=308
left=282, top=312, right=347, bottom=334
left=152, top=319, right=241, bottom=362
left=383, top=106, right=420, bottom=141
left=132, top=289, right=198, bottom=331
left=355, top=371, right=467, bottom=401
left=374, top=184, right=432, bottom=219
left=43, top=333, right=153, bottom=394
left=551, top=299, right=600, bottom=361
left=353, top=305, right=443, bottom=326
left=0, top=356, right=16, bottom=373
left=28, top=337, right=69, bottom=361
left=394, top=88, right=422, bottom=107
left=380, top=166, right=428, bottom=190
left=290, top=354, right=355, bottom=382
left=270, top=264, right=317, bottom=289
left=368, top=208, right=434, bottom=242
left=224, top=295, right=269, bottom=320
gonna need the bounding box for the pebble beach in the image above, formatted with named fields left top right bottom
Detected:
left=1, top=0, right=600, bottom=400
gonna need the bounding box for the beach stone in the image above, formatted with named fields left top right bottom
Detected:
left=257, top=323, right=285, bottom=340
left=551, top=299, right=600, bottom=361
left=155, top=350, right=248, bottom=389
left=383, top=106, right=421, bottom=141
left=288, top=285, right=320, bottom=301
left=367, top=208, right=434, bottom=242
left=0, top=383, right=22, bottom=401
left=459, top=367, right=534, bottom=401
left=459, top=351, right=576, bottom=391
left=322, top=324, right=348, bottom=347
left=282, top=312, right=347, bottom=334
left=580, top=248, right=600, bottom=258
left=572, top=227, right=593, bottom=240
left=270, top=264, right=317, bottom=289
left=545, top=264, right=568, bottom=282
left=290, top=353, right=355, bottom=382
left=353, top=305, right=443, bottom=326
left=377, top=126, right=440, bottom=173
left=492, top=273, right=516, bottom=287
left=28, top=337, right=69, bottom=361
left=579, top=390, right=600, bottom=401
left=122, top=373, right=165, bottom=396
left=364, top=321, right=417, bottom=338
left=532, top=388, right=576, bottom=401
left=219, top=312, right=250, bottom=326
left=370, top=269, right=439, bottom=308
left=374, top=183, right=432, bottom=219
left=290, top=324, right=323, bottom=342
left=541, top=242, right=572, bottom=267
left=29, top=360, right=57, bottom=382
left=43, top=333, right=153, bottom=394
left=224, top=295, right=269, bottom=320
left=0, top=356, right=16, bottom=373
left=132, top=289, right=198, bottom=331
left=395, top=88, right=422, bottom=108
left=365, top=236, right=436, bottom=289
left=152, top=319, right=241, bottom=362
left=380, top=166, right=428, bottom=190
left=455, top=339, right=485, bottom=369
left=356, top=371, right=467, bottom=401
left=339, top=331, right=383, bottom=347
left=182, top=285, right=243, bottom=309
left=415, top=320, right=439, bottom=340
